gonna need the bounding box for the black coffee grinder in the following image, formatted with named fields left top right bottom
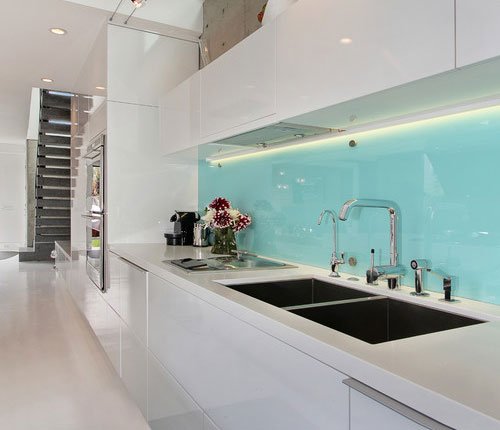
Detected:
left=165, top=211, right=200, bottom=246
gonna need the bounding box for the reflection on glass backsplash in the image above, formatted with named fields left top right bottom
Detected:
left=199, top=106, right=500, bottom=305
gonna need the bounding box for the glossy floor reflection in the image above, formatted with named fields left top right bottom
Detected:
left=0, top=256, right=149, bottom=430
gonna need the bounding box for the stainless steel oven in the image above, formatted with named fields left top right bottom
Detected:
left=82, top=134, right=106, bottom=292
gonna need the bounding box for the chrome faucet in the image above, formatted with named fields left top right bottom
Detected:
left=317, top=209, right=344, bottom=277
left=339, top=199, right=405, bottom=288
left=427, top=268, right=457, bottom=302
left=410, top=259, right=431, bottom=296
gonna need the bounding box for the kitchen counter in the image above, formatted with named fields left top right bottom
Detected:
left=110, top=243, right=500, bottom=430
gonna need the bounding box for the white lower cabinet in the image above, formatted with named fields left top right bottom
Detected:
left=106, top=251, right=121, bottom=314
left=148, top=273, right=349, bottom=430
left=347, top=380, right=450, bottom=430
left=121, top=321, right=148, bottom=418
left=148, top=352, right=204, bottom=430
left=119, top=256, right=148, bottom=345
left=98, top=305, right=121, bottom=375
left=203, top=414, right=221, bottom=430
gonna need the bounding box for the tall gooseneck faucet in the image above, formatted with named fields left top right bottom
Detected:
left=339, top=199, right=405, bottom=288
left=317, top=209, right=344, bottom=277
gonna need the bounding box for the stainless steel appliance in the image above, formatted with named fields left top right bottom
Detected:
left=165, top=211, right=200, bottom=246
left=82, top=134, right=106, bottom=292
left=167, top=254, right=295, bottom=272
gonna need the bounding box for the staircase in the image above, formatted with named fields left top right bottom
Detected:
left=19, top=90, right=72, bottom=261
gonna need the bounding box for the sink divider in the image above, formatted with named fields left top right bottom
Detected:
left=281, top=295, right=388, bottom=311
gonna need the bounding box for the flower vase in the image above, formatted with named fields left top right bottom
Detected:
left=212, top=227, right=237, bottom=255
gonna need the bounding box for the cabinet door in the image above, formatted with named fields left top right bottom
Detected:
left=148, top=273, right=349, bottom=430
left=277, top=0, right=455, bottom=120
left=98, top=305, right=121, bottom=376
left=121, top=321, right=148, bottom=418
left=160, top=73, right=200, bottom=155
left=148, top=352, right=204, bottom=430
left=106, top=251, right=121, bottom=314
left=119, top=257, right=148, bottom=345
left=107, top=25, right=199, bottom=106
left=348, top=381, right=450, bottom=430
left=203, top=414, right=221, bottom=430
left=200, top=21, right=276, bottom=138
left=456, top=0, right=500, bottom=67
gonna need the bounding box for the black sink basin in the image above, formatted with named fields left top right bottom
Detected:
left=225, top=278, right=375, bottom=308
left=290, top=297, right=484, bottom=344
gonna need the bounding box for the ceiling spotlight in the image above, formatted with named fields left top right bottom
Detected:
left=50, top=28, right=67, bottom=35
left=95, top=86, right=106, bottom=90
left=340, top=37, right=353, bottom=45
left=131, top=0, right=147, bottom=8
left=41, top=78, right=54, bottom=83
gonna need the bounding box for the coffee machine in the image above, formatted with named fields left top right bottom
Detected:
left=165, top=211, right=200, bottom=246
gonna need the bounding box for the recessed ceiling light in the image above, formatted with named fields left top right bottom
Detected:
left=131, top=0, right=147, bottom=8
left=50, top=28, right=67, bottom=35
left=340, top=37, right=353, bottom=45
left=95, top=86, right=106, bottom=90
left=41, top=78, right=54, bottom=83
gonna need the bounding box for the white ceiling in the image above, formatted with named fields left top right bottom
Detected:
left=0, top=0, right=203, bottom=147
left=0, top=0, right=109, bottom=146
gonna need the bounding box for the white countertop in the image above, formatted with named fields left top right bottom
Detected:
left=110, top=243, right=500, bottom=430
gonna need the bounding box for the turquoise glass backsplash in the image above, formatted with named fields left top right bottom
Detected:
left=199, top=106, right=500, bottom=305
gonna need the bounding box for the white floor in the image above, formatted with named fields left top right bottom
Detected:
left=0, top=255, right=149, bottom=430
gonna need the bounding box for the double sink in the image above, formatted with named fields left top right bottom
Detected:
left=222, top=278, right=484, bottom=344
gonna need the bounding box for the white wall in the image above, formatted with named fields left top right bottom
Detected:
left=106, top=24, right=199, bottom=244
left=71, top=96, right=107, bottom=252
left=0, top=144, right=26, bottom=250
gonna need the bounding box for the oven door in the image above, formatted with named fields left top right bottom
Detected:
left=84, top=213, right=105, bottom=292
left=84, top=135, right=105, bottom=214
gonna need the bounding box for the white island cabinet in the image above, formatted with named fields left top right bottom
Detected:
left=276, top=0, right=455, bottom=121
left=346, top=379, right=451, bottom=430
left=456, top=0, right=500, bottom=67
left=148, top=273, right=349, bottom=430
left=200, top=21, right=277, bottom=139
left=148, top=351, right=204, bottom=430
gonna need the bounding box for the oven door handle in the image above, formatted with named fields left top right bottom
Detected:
left=81, top=213, right=103, bottom=219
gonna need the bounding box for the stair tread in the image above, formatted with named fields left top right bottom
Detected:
left=36, top=189, right=72, bottom=198
left=37, top=158, right=70, bottom=167
left=36, top=218, right=71, bottom=226
left=39, top=135, right=70, bottom=146
left=38, top=147, right=70, bottom=157
left=37, top=167, right=70, bottom=177
left=41, top=107, right=71, bottom=121
left=36, top=198, right=71, bottom=208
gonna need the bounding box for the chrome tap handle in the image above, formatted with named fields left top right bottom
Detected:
left=330, top=252, right=345, bottom=278
left=366, top=249, right=379, bottom=285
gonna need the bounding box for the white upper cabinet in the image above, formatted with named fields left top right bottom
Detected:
left=200, top=21, right=277, bottom=139
left=276, top=0, right=456, bottom=120
left=456, top=0, right=500, bottom=67
left=160, top=72, right=201, bottom=156
left=107, top=25, right=199, bottom=107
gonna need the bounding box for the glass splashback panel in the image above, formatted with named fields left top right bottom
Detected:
left=199, top=106, right=500, bottom=304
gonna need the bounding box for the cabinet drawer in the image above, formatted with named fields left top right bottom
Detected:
left=121, top=321, right=148, bottom=418
left=148, top=352, right=203, bottom=430
left=119, top=256, right=148, bottom=345
left=148, top=273, right=349, bottom=430
left=346, top=379, right=451, bottom=430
